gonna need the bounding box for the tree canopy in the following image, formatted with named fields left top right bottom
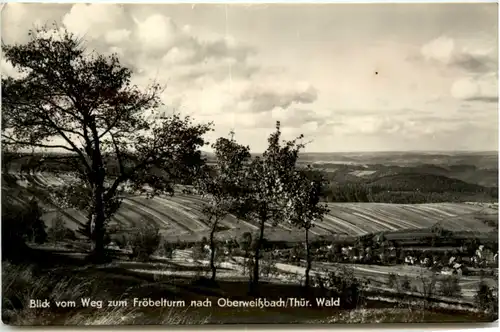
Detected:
left=1, top=26, right=212, bottom=259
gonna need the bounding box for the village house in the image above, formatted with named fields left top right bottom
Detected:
left=404, top=256, right=416, bottom=265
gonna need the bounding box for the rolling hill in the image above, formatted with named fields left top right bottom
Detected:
left=366, top=173, right=488, bottom=193
left=2, top=172, right=497, bottom=244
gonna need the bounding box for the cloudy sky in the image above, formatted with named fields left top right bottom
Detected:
left=1, top=3, right=498, bottom=152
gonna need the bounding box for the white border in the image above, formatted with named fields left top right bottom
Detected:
left=0, top=0, right=498, bottom=331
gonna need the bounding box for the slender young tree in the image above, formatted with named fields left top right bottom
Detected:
left=240, top=231, right=253, bottom=276
left=238, top=121, right=305, bottom=295
left=197, top=132, right=251, bottom=281
left=1, top=27, right=212, bottom=261
left=284, top=167, right=329, bottom=288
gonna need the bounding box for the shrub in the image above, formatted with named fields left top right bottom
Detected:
left=387, top=273, right=397, bottom=288
left=243, top=256, right=254, bottom=278
left=113, top=234, right=129, bottom=249
left=400, top=276, right=412, bottom=292
left=239, top=232, right=253, bottom=251
left=173, top=239, right=189, bottom=250
left=474, top=281, right=498, bottom=315
left=260, top=253, right=278, bottom=278
left=320, top=266, right=366, bottom=309
left=129, top=224, right=161, bottom=261
left=47, top=213, right=68, bottom=243
left=191, top=241, right=208, bottom=262
left=103, top=232, right=112, bottom=247
left=2, top=199, right=47, bottom=262
left=159, top=241, right=175, bottom=259
left=414, top=273, right=438, bottom=311
left=289, top=244, right=304, bottom=263
left=438, top=276, right=461, bottom=298
left=313, top=272, right=326, bottom=290
left=24, top=199, right=47, bottom=244
left=326, top=244, right=343, bottom=262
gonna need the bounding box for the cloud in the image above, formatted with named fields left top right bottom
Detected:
left=56, top=3, right=317, bottom=122
left=421, top=36, right=455, bottom=64
left=1, top=3, right=71, bottom=44
left=58, top=4, right=256, bottom=73
left=133, top=14, right=182, bottom=55
left=317, top=108, right=496, bottom=145
left=240, top=83, right=317, bottom=113
left=0, top=57, right=21, bottom=78
left=2, top=3, right=496, bottom=152
left=420, top=35, right=497, bottom=74
left=105, top=29, right=132, bottom=45
left=244, top=108, right=325, bottom=130
left=1, top=3, right=322, bottom=148
left=450, top=73, right=497, bottom=103
left=452, top=53, right=497, bottom=74
left=62, top=3, right=130, bottom=42
left=450, top=78, right=480, bottom=99
left=464, top=96, right=497, bottom=103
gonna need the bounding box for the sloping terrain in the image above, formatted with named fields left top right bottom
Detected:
left=2, top=173, right=497, bottom=243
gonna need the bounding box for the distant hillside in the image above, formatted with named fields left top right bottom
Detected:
left=322, top=170, right=497, bottom=204
left=3, top=151, right=498, bottom=204
left=379, top=164, right=499, bottom=188
left=300, top=151, right=498, bottom=170
left=367, top=173, right=488, bottom=193
left=311, top=161, right=498, bottom=188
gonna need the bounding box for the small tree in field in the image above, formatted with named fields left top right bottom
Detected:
left=438, top=275, right=461, bottom=298
left=1, top=27, right=212, bottom=261
left=237, top=122, right=305, bottom=295
left=415, top=270, right=438, bottom=311
left=48, top=212, right=67, bottom=244
left=283, top=167, right=329, bottom=288
left=192, top=237, right=209, bottom=264
left=196, top=132, right=251, bottom=281
left=240, top=232, right=253, bottom=276
left=2, top=198, right=47, bottom=260
left=474, top=281, right=498, bottom=315
left=129, top=223, right=161, bottom=261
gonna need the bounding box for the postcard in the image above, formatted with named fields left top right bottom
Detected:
left=1, top=2, right=498, bottom=326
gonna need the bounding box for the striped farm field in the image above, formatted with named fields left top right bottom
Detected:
left=3, top=173, right=498, bottom=241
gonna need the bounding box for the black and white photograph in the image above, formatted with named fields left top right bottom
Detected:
left=0, top=1, right=498, bottom=326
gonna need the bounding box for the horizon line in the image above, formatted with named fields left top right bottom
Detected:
left=5, top=149, right=498, bottom=155
left=202, top=149, right=499, bottom=154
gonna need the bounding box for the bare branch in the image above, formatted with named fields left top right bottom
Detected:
left=2, top=135, right=75, bottom=152
left=42, top=113, right=92, bottom=173
left=109, top=131, right=125, bottom=176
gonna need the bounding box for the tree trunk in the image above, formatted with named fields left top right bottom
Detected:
left=88, top=117, right=107, bottom=262
left=242, top=253, right=247, bottom=275
left=304, top=227, right=311, bottom=289
left=80, top=209, right=94, bottom=239
left=210, top=220, right=218, bottom=281
left=250, top=216, right=266, bottom=295
left=90, top=184, right=106, bottom=261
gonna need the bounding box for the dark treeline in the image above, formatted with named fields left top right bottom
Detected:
left=321, top=178, right=498, bottom=204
